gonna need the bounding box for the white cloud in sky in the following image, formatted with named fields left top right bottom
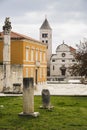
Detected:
left=0, top=0, right=87, bottom=53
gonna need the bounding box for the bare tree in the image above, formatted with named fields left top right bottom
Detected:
left=69, top=39, right=87, bottom=78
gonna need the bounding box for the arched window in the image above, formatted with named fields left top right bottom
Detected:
left=53, top=65, right=55, bottom=70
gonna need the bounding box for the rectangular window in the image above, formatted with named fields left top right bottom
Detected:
left=43, top=68, right=45, bottom=78
left=42, top=40, right=44, bottom=43
left=40, top=51, right=42, bottom=62
left=72, top=59, right=75, bottom=62
left=36, top=51, right=38, bottom=61
left=62, top=60, right=65, bottom=62
left=26, top=68, right=29, bottom=77
left=31, top=50, right=34, bottom=61
left=42, top=33, right=48, bottom=38
left=31, top=68, right=33, bottom=77
left=53, top=65, right=55, bottom=70
left=43, top=53, right=46, bottom=61
left=25, top=48, right=29, bottom=61
left=40, top=68, right=42, bottom=78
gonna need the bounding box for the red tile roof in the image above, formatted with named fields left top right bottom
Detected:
left=69, top=46, right=76, bottom=52
left=0, top=31, right=46, bottom=45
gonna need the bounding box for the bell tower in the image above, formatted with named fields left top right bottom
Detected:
left=40, top=17, right=52, bottom=76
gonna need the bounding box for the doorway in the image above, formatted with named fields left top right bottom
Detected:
left=60, top=65, right=66, bottom=76
left=35, top=69, right=38, bottom=84
left=61, top=69, right=66, bottom=76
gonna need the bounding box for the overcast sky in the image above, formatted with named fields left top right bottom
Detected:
left=0, top=0, right=87, bottom=53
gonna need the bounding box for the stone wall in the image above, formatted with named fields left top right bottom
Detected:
left=0, top=65, right=3, bottom=91
left=0, top=65, right=23, bottom=92
left=50, top=44, right=77, bottom=77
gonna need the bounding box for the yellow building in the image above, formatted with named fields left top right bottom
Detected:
left=0, top=31, right=47, bottom=85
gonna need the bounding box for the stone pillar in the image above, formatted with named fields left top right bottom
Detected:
left=40, top=89, right=54, bottom=110
left=2, top=17, right=12, bottom=92
left=19, top=78, right=40, bottom=117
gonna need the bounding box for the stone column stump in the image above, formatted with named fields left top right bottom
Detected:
left=40, top=89, right=54, bottom=110
left=19, top=78, right=40, bottom=117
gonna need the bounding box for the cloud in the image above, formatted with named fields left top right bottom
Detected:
left=0, top=0, right=87, bottom=53
left=0, top=0, right=87, bottom=24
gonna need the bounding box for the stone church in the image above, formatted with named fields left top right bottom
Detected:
left=40, top=18, right=77, bottom=78
left=50, top=42, right=77, bottom=77
left=40, top=18, right=52, bottom=76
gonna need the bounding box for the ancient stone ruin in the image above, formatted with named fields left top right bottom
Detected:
left=40, top=89, right=54, bottom=110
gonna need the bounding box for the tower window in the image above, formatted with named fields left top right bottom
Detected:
left=52, top=59, right=55, bottom=62
left=25, top=47, right=29, bottom=61
left=46, top=40, right=48, bottom=43
left=42, top=40, right=44, bottom=43
left=42, top=33, right=48, bottom=38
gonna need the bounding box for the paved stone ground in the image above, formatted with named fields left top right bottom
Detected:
left=0, top=83, right=87, bottom=96
left=34, top=83, right=87, bottom=96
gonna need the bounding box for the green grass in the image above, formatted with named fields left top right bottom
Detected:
left=0, top=96, right=87, bottom=130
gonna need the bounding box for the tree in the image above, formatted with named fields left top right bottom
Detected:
left=69, top=39, right=87, bottom=78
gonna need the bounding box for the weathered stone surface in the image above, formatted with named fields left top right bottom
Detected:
left=3, top=17, right=12, bottom=35
left=23, top=78, right=34, bottom=113
left=19, top=78, right=40, bottom=117
left=13, top=83, right=21, bottom=94
left=42, top=89, right=50, bottom=108
left=23, top=78, right=34, bottom=88
left=3, top=17, right=12, bottom=92
left=40, top=89, right=54, bottom=109
left=0, top=65, right=23, bottom=92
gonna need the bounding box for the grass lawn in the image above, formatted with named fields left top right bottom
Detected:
left=0, top=96, right=87, bottom=130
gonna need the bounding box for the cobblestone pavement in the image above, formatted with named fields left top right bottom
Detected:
left=34, top=83, right=87, bottom=96
left=0, top=83, right=87, bottom=96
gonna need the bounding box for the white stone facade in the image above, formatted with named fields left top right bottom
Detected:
left=50, top=43, right=77, bottom=77
left=40, top=18, right=52, bottom=75
left=0, top=65, right=23, bottom=92
left=40, top=29, right=52, bottom=67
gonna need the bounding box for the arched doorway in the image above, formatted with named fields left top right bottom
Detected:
left=60, top=65, right=66, bottom=76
